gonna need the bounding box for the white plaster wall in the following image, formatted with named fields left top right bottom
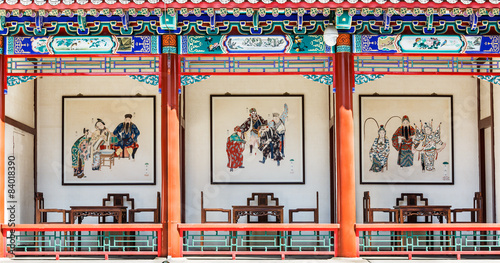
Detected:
left=355, top=75, right=480, bottom=223
left=6, top=80, right=35, bottom=128
left=37, top=76, right=161, bottom=223
left=4, top=81, right=35, bottom=223
left=480, top=80, right=491, bottom=120
left=185, top=75, right=331, bottom=223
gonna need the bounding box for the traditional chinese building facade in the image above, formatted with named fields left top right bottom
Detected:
left=0, top=0, right=498, bottom=260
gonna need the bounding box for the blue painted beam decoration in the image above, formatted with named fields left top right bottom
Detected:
left=178, top=35, right=332, bottom=54
left=353, top=35, right=500, bottom=54
left=6, top=35, right=160, bottom=55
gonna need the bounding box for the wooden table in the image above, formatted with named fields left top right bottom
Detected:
left=70, top=206, right=127, bottom=224
left=394, top=205, right=452, bottom=223
left=232, top=205, right=284, bottom=223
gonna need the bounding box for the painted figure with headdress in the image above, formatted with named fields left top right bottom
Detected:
left=239, top=108, right=267, bottom=155
left=392, top=115, right=416, bottom=167
left=369, top=125, right=391, bottom=172
left=365, top=116, right=398, bottom=173
left=90, top=118, right=111, bottom=170
left=113, top=113, right=140, bottom=159
left=226, top=126, right=246, bottom=172
left=71, top=128, right=90, bottom=178
left=414, top=120, right=446, bottom=172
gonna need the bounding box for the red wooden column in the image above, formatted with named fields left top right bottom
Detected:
left=335, top=34, right=357, bottom=257
left=160, top=35, right=181, bottom=257
left=0, top=36, right=5, bottom=258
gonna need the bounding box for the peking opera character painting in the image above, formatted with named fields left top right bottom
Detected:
left=359, top=95, right=454, bottom=184
left=63, top=96, right=156, bottom=185
left=211, top=95, right=304, bottom=184
left=414, top=120, right=446, bottom=172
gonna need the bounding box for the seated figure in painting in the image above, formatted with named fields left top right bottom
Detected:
left=113, top=114, right=140, bottom=159
left=71, top=128, right=90, bottom=178
left=226, top=126, right=246, bottom=172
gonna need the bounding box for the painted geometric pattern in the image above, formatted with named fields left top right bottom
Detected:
left=7, top=76, right=37, bottom=87
left=0, top=0, right=496, bottom=6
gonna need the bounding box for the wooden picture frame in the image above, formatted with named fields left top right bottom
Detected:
left=211, top=95, right=305, bottom=184
left=359, top=95, right=454, bottom=184
left=62, top=96, right=156, bottom=185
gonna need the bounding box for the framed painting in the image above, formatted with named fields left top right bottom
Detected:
left=359, top=95, right=454, bottom=184
left=211, top=95, right=304, bottom=184
left=62, top=96, right=156, bottom=185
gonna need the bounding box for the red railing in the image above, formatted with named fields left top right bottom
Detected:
left=356, top=223, right=500, bottom=260
left=1, top=223, right=162, bottom=260
left=178, top=223, right=339, bottom=260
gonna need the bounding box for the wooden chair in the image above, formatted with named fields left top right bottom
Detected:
left=289, top=191, right=319, bottom=224
left=363, top=191, right=396, bottom=223
left=129, top=192, right=161, bottom=223
left=35, top=192, right=68, bottom=224
left=101, top=193, right=135, bottom=223
left=200, top=191, right=231, bottom=223
left=452, top=192, right=484, bottom=223
left=395, top=193, right=430, bottom=223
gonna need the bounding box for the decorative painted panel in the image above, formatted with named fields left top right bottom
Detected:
left=179, top=35, right=332, bottom=55
left=353, top=35, right=500, bottom=54
left=6, top=36, right=160, bottom=55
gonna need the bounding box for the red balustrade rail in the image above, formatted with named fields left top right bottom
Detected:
left=356, top=223, right=500, bottom=260
left=1, top=223, right=162, bottom=260
left=178, top=223, right=340, bottom=260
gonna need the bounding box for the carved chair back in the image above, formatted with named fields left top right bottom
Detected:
left=396, top=193, right=428, bottom=207
left=246, top=193, right=280, bottom=207
left=102, top=193, right=135, bottom=223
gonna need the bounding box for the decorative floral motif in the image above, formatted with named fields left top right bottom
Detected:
left=354, top=74, right=384, bottom=84
left=7, top=76, right=37, bottom=87
left=303, top=75, right=333, bottom=85
left=180, top=75, right=210, bottom=86
left=129, top=75, right=159, bottom=86
left=302, top=74, right=384, bottom=86
left=477, top=75, right=500, bottom=85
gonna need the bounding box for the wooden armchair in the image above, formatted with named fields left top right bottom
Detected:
left=201, top=191, right=231, bottom=223
left=35, top=192, right=68, bottom=224
left=363, top=191, right=396, bottom=223
left=452, top=192, right=483, bottom=223
left=289, top=191, right=319, bottom=224
left=101, top=193, right=135, bottom=223
left=129, top=192, right=161, bottom=223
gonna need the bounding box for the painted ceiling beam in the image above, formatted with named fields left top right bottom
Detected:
left=0, top=1, right=500, bottom=11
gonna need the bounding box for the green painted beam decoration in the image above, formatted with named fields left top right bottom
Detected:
left=129, top=75, right=159, bottom=86
left=355, top=74, right=384, bottom=85
left=478, top=75, right=500, bottom=85
left=181, top=75, right=211, bottom=86
left=178, top=35, right=332, bottom=54
left=303, top=75, right=333, bottom=85
left=303, top=74, right=384, bottom=86
left=7, top=76, right=37, bottom=87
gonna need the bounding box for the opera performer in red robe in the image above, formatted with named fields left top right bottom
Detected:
left=226, top=126, right=246, bottom=172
